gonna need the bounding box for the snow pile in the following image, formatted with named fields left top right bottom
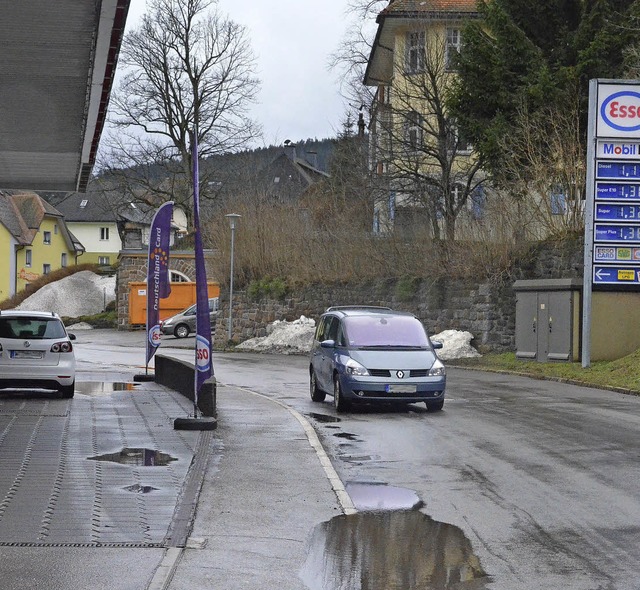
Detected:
left=65, top=321, right=94, bottom=330
left=236, top=316, right=316, bottom=355
left=15, top=271, right=116, bottom=318
left=236, top=317, right=481, bottom=359
left=432, top=329, right=481, bottom=360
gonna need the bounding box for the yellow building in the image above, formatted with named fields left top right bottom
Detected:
left=364, top=0, right=483, bottom=239
left=0, top=191, right=84, bottom=299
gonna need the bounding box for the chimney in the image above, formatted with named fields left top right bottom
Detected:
left=358, top=112, right=365, bottom=138
left=283, top=139, right=297, bottom=161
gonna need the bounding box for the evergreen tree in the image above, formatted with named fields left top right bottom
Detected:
left=449, top=0, right=637, bottom=183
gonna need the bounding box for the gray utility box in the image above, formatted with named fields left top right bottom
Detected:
left=513, top=279, right=582, bottom=362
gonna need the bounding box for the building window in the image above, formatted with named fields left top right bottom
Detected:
left=54, top=224, right=58, bottom=234
left=170, top=270, right=190, bottom=282
left=406, top=31, right=426, bottom=73
left=61, top=253, right=67, bottom=268
left=447, top=119, right=472, bottom=153
left=550, top=189, right=567, bottom=215
left=98, top=256, right=110, bottom=265
left=100, top=227, right=110, bottom=241
left=446, top=28, right=462, bottom=70
left=25, top=249, right=32, bottom=267
left=405, top=111, right=423, bottom=151
left=470, top=186, right=486, bottom=220
left=80, top=199, right=88, bottom=208
left=43, top=231, right=51, bottom=245
left=43, top=264, right=51, bottom=275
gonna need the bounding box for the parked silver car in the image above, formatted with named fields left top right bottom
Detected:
left=160, top=298, right=219, bottom=338
left=0, top=311, right=76, bottom=397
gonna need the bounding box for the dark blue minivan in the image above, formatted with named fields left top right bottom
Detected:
left=309, top=307, right=446, bottom=413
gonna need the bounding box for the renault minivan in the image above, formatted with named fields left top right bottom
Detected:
left=309, top=306, right=445, bottom=412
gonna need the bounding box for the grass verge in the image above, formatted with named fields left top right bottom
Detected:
left=450, top=350, right=640, bottom=395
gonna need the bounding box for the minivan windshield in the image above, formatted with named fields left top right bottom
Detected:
left=344, top=315, right=429, bottom=348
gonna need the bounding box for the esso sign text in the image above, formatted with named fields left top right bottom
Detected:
left=601, top=91, right=640, bottom=132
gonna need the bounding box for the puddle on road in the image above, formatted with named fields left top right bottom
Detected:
left=334, top=432, right=358, bottom=441
left=76, top=382, right=140, bottom=396
left=346, top=481, right=423, bottom=511
left=124, top=484, right=159, bottom=494
left=308, top=413, right=341, bottom=423
left=88, top=447, right=177, bottom=466
left=301, top=483, right=490, bottom=589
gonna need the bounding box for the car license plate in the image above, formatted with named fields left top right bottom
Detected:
left=385, top=384, right=417, bottom=394
left=10, top=350, right=43, bottom=359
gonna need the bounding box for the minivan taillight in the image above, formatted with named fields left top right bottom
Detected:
left=51, top=341, right=73, bottom=353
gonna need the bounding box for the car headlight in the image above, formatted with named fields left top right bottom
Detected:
left=345, top=358, right=369, bottom=376
left=429, top=359, right=446, bottom=377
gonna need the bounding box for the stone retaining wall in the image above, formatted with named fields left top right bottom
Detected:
left=212, top=238, right=583, bottom=353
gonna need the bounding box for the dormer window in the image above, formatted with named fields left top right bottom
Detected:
left=406, top=31, right=426, bottom=74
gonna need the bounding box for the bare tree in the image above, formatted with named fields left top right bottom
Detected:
left=99, top=0, right=260, bottom=228
left=494, top=97, right=585, bottom=239
left=328, top=1, right=387, bottom=117
left=373, top=34, right=485, bottom=241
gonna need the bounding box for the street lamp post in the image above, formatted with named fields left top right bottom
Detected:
left=225, top=214, right=241, bottom=342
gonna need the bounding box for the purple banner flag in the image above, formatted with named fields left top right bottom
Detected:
left=146, top=201, right=174, bottom=365
left=191, top=131, right=213, bottom=396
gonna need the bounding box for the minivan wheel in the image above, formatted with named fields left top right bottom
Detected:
left=174, top=324, right=190, bottom=339
left=333, top=374, right=350, bottom=413
left=426, top=400, right=444, bottom=412
left=310, top=370, right=326, bottom=402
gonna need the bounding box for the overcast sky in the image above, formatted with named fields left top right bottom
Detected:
left=124, top=0, right=355, bottom=147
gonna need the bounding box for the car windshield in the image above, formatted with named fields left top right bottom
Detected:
left=0, top=317, right=66, bottom=340
left=344, top=315, right=429, bottom=348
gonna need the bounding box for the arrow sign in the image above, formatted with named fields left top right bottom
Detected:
left=593, top=265, right=640, bottom=284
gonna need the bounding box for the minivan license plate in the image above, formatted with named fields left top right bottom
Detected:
left=386, top=384, right=417, bottom=394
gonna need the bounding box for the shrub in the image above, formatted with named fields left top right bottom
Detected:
left=395, top=276, right=420, bottom=302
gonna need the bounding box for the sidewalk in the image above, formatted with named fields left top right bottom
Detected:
left=162, top=383, right=343, bottom=590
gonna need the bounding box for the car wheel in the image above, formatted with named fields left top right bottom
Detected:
left=333, top=374, right=350, bottom=413
left=426, top=400, right=444, bottom=412
left=174, top=324, right=190, bottom=339
left=60, top=382, right=75, bottom=399
left=310, top=370, right=326, bottom=402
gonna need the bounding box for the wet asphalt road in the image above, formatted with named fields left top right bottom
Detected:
left=2, top=328, right=640, bottom=589
left=153, top=334, right=640, bottom=590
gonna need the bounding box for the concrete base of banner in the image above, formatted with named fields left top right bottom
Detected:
left=154, top=353, right=216, bottom=417
left=133, top=373, right=155, bottom=382
left=173, top=416, right=217, bottom=431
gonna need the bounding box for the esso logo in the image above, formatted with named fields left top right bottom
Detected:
left=601, top=91, right=640, bottom=132
left=196, top=335, right=210, bottom=371
left=149, top=325, right=162, bottom=346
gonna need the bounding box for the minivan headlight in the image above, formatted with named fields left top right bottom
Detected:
left=345, top=358, right=369, bottom=376
left=429, top=360, right=446, bottom=377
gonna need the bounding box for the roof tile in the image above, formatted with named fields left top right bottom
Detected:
left=382, top=0, right=478, bottom=15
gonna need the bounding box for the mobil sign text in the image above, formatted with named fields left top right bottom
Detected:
left=598, top=84, right=640, bottom=138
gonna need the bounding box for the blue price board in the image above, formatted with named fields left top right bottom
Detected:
left=597, top=161, right=640, bottom=179
left=594, top=223, right=640, bottom=242
left=595, top=203, right=640, bottom=220
left=593, top=265, right=640, bottom=285
left=596, top=182, right=640, bottom=200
